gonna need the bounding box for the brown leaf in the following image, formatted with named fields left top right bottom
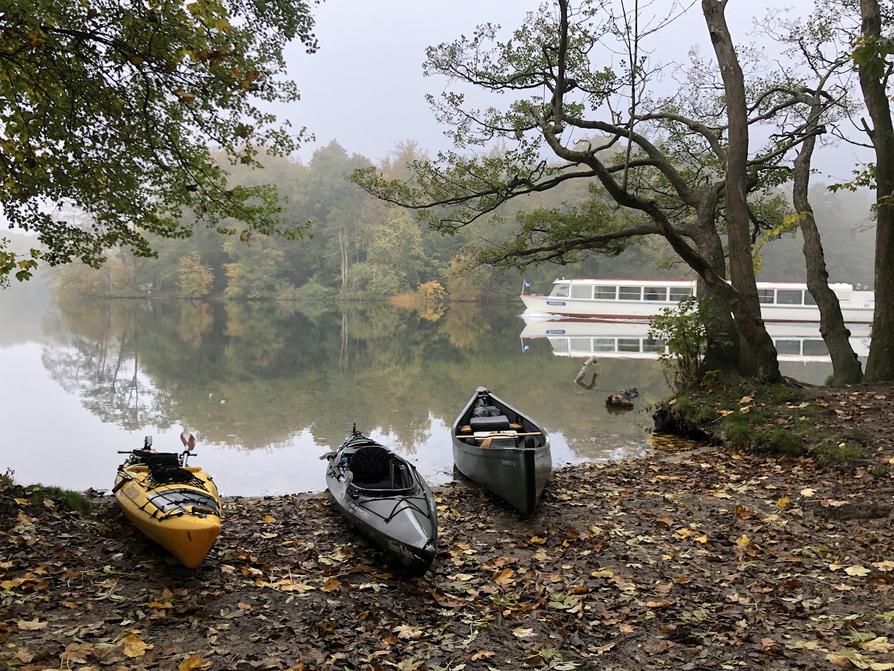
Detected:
left=16, top=618, right=47, bottom=631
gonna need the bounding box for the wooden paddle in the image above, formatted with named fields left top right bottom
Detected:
left=477, top=431, right=543, bottom=449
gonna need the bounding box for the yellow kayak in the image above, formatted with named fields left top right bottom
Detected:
left=114, top=436, right=221, bottom=568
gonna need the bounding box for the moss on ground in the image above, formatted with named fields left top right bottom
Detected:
left=660, top=382, right=866, bottom=464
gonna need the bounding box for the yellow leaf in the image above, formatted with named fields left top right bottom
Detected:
left=776, top=496, right=791, bottom=510
left=513, top=627, right=536, bottom=638
left=528, top=535, right=546, bottom=545
left=146, top=601, right=172, bottom=609
left=591, top=568, right=614, bottom=578
left=825, top=653, right=852, bottom=669
left=845, top=565, right=870, bottom=577
left=494, top=568, right=515, bottom=586
left=695, top=534, right=708, bottom=544
left=14, top=497, right=29, bottom=505
left=260, top=514, right=275, bottom=524
left=121, top=632, right=152, bottom=658
left=736, top=534, right=750, bottom=550
left=179, top=654, right=210, bottom=671
left=862, top=637, right=892, bottom=653
left=16, top=618, right=47, bottom=630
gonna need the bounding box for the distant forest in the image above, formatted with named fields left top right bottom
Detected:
left=17, top=140, right=878, bottom=303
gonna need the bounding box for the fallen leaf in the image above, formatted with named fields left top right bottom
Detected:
left=121, top=632, right=152, bottom=658
left=845, top=565, right=870, bottom=577
left=321, top=577, right=341, bottom=593
left=529, top=535, right=546, bottom=545
left=260, top=514, right=276, bottom=524
left=16, top=618, right=47, bottom=631
left=494, top=569, right=515, bottom=586
left=873, top=561, right=894, bottom=572
left=513, top=627, right=536, bottom=638
left=179, top=655, right=211, bottom=671
left=393, top=624, right=423, bottom=640
left=800, top=488, right=816, bottom=497
left=776, top=496, right=791, bottom=510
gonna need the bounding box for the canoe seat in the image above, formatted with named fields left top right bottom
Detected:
left=470, top=415, right=511, bottom=432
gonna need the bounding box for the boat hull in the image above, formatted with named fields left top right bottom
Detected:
left=326, top=434, right=437, bottom=574
left=452, top=439, right=551, bottom=515
left=114, top=466, right=221, bottom=569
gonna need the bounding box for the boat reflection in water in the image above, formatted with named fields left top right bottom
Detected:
left=520, top=316, right=871, bottom=363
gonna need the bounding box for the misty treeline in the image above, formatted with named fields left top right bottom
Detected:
left=50, top=139, right=874, bottom=305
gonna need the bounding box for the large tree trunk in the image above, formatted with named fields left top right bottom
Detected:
left=858, top=0, right=894, bottom=382
left=692, top=188, right=740, bottom=375
left=794, top=109, right=863, bottom=384
left=701, top=0, right=781, bottom=382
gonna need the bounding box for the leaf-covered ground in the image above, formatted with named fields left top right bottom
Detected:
left=3, top=387, right=894, bottom=671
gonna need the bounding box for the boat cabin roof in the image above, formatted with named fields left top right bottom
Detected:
left=551, top=278, right=855, bottom=292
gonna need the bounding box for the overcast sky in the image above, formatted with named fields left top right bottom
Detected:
left=282, top=0, right=869, bottom=182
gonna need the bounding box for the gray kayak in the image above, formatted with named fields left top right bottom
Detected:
left=452, top=387, right=552, bottom=514
left=325, top=427, right=437, bottom=574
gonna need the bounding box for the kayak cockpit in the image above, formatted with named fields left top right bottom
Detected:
left=347, top=445, right=417, bottom=495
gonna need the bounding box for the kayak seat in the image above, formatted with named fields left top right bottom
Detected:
left=470, top=415, right=511, bottom=432
left=142, top=453, right=196, bottom=485
left=350, top=446, right=393, bottom=488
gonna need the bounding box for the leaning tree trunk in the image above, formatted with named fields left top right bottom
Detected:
left=794, top=110, right=863, bottom=384
left=858, top=0, right=894, bottom=382
left=702, top=0, right=781, bottom=382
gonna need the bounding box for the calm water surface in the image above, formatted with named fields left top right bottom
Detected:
left=0, top=287, right=836, bottom=494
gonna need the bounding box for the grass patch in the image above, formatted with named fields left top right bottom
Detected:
left=1, top=470, right=92, bottom=515
left=659, top=382, right=865, bottom=465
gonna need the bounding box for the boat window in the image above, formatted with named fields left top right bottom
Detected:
left=618, top=338, right=641, bottom=352
left=593, top=285, right=617, bottom=300
left=618, top=285, right=642, bottom=301
left=550, top=284, right=570, bottom=297
left=669, top=287, right=693, bottom=301
left=802, top=339, right=828, bottom=356
left=775, top=339, right=801, bottom=355
left=569, top=337, right=591, bottom=353
left=757, top=289, right=775, bottom=304
left=593, top=338, right=616, bottom=352
left=644, top=287, right=668, bottom=301
left=777, top=289, right=803, bottom=305
left=570, top=284, right=593, bottom=299
left=803, top=290, right=817, bottom=306
left=551, top=338, right=569, bottom=353
left=642, top=338, right=665, bottom=352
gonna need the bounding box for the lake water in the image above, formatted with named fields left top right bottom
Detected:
left=0, top=287, right=838, bottom=495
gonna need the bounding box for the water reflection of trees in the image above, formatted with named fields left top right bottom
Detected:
left=43, top=301, right=176, bottom=430
left=43, top=297, right=670, bottom=455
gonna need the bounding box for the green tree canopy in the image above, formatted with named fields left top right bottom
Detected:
left=0, top=0, right=318, bottom=283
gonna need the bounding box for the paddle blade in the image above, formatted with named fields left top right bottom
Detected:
left=180, top=431, right=197, bottom=451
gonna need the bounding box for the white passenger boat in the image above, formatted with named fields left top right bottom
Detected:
left=520, top=279, right=874, bottom=323
left=519, top=317, right=872, bottom=363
